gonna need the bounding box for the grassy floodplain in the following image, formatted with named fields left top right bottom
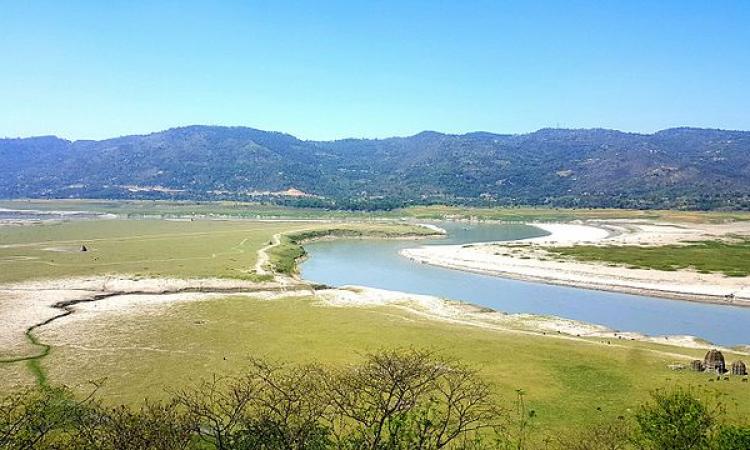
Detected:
left=549, top=238, right=750, bottom=277
left=5, top=199, right=750, bottom=223
left=402, top=204, right=750, bottom=223
left=0, top=218, right=436, bottom=283
left=35, top=295, right=750, bottom=433
left=1, top=201, right=750, bottom=435
left=0, top=219, right=302, bottom=283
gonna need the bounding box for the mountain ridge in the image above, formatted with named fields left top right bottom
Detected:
left=2, top=125, right=750, bottom=210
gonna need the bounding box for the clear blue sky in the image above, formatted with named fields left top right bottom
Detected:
left=1, top=1, right=749, bottom=140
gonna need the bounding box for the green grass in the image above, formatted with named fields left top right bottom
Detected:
left=0, top=219, right=440, bottom=283
left=28, top=295, right=750, bottom=432
left=0, top=218, right=444, bottom=388
left=549, top=238, right=750, bottom=277
left=399, top=205, right=750, bottom=223
left=0, top=219, right=312, bottom=283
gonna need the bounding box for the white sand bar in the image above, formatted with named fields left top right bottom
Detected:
left=402, top=220, right=750, bottom=306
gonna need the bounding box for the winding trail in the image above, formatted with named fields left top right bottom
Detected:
left=255, top=233, right=282, bottom=276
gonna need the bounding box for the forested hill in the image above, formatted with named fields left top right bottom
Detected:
left=3, top=126, right=750, bottom=210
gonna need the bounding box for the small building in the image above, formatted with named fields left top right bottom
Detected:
left=690, top=360, right=704, bottom=372
left=703, top=349, right=726, bottom=373
left=731, top=360, right=747, bottom=376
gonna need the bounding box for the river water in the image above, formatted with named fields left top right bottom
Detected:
left=300, top=222, right=750, bottom=346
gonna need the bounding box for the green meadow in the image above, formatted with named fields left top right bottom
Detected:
left=0, top=219, right=434, bottom=283
left=33, top=295, right=750, bottom=433
left=550, top=238, right=750, bottom=277
left=0, top=219, right=306, bottom=283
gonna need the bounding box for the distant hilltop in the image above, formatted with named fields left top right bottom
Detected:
left=2, top=125, right=750, bottom=210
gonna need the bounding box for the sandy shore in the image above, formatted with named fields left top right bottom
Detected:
left=315, top=285, right=736, bottom=356
left=402, top=220, right=750, bottom=307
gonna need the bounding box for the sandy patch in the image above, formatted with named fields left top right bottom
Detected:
left=402, top=220, right=750, bottom=307
left=0, top=275, right=313, bottom=361
left=416, top=223, right=448, bottom=234
left=315, top=285, right=735, bottom=356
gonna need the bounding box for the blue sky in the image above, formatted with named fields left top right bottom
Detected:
left=1, top=1, right=749, bottom=140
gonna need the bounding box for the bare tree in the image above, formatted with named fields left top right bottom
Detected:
left=236, top=358, right=333, bottom=449
left=326, top=349, right=504, bottom=449
left=172, top=375, right=256, bottom=450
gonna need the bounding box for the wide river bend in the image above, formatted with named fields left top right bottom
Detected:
left=300, top=222, right=750, bottom=347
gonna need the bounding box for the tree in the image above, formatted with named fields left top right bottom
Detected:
left=68, top=400, right=196, bottom=450
left=326, top=349, right=503, bottom=449
left=0, top=385, right=87, bottom=449
left=233, top=359, right=333, bottom=450
left=173, top=375, right=257, bottom=450
left=635, top=387, right=718, bottom=450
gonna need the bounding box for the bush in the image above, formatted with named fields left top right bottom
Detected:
left=714, top=424, right=750, bottom=450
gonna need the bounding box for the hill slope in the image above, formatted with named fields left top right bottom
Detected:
left=2, top=126, right=750, bottom=209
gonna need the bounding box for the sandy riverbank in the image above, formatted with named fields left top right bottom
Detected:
left=401, top=220, right=750, bottom=307
left=314, top=285, right=742, bottom=355
left=5, top=270, right=743, bottom=369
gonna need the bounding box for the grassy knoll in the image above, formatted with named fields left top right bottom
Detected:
left=31, top=295, right=750, bottom=433
left=549, top=238, right=750, bottom=277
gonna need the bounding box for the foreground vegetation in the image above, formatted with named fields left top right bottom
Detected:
left=3, top=350, right=749, bottom=449
left=16, top=295, right=747, bottom=433
left=549, top=238, right=750, bottom=277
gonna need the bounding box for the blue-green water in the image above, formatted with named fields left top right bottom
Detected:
left=300, top=222, right=750, bottom=346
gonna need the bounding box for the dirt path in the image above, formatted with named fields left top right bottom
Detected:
left=255, top=233, right=282, bottom=276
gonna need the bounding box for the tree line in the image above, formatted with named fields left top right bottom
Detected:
left=2, top=349, right=749, bottom=449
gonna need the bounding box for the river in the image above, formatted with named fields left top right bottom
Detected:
left=300, top=222, right=750, bottom=346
